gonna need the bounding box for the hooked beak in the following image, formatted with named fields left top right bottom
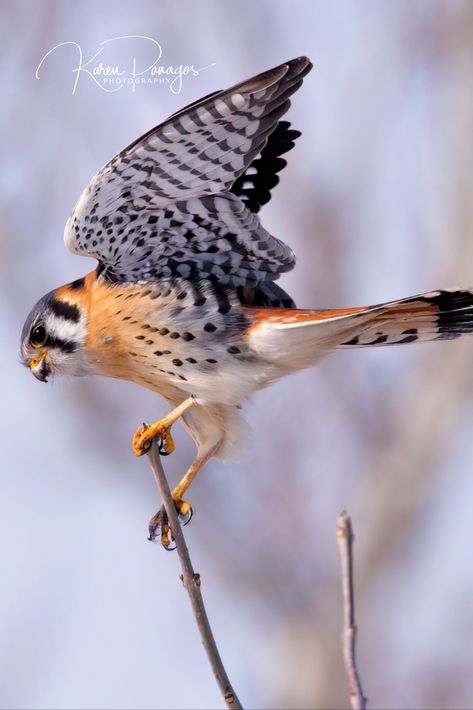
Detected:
left=29, top=351, right=51, bottom=383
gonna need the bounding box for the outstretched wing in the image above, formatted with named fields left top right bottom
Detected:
left=64, top=57, right=312, bottom=287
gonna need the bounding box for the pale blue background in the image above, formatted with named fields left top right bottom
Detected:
left=2, top=1, right=473, bottom=708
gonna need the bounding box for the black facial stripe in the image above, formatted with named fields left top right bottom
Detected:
left=69, top=277, right=85, bottom=290
left=50, top=298, right=80, bottom=323
left=47, top=335, right=77, bottom=353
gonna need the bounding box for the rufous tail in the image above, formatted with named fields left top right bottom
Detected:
left=247, top=288, right=473, bottom=372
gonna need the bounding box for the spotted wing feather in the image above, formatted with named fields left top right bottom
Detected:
left=64, top=57, right=312, bottom=287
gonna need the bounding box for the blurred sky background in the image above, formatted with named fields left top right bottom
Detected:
left=2, top=1, right=473, bottom=708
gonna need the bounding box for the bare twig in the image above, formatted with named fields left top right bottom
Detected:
left=337, top=511, right=367, bottom=710
left=146, top=440, right=243, bottom=710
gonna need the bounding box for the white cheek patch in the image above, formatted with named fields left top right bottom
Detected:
left=46, top=313, right=92, bottom=377
left=49, top=314, right=87, bottom=343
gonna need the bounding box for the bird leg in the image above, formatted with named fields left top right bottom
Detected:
left=132, top=395, right=196, bottom=457
left=149, top=444, right=221, bottom=549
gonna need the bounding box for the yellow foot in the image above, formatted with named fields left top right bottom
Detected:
left=132, top=396, right=197, bottom=457
left=148, top=498, right=193, bottom=550
left=132, top=421, right=175, bottom=457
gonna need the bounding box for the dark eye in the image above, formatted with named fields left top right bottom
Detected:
left=30, top=324, right=47, bottom=348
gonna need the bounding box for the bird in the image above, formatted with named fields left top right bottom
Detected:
left=21, top=56, right=473, bottom=548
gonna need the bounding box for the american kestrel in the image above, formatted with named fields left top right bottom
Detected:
left=21, top=56, right=473, bottom=547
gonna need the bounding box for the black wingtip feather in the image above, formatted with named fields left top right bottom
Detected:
left=230, top=120, right=302, bottom=213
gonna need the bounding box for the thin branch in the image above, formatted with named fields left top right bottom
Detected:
left=337, top=511, right=367, bottom=710
left=146, top=440, right=243, bottom=710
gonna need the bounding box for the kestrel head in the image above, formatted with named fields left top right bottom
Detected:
left=20, top=287, right=89, bottom=381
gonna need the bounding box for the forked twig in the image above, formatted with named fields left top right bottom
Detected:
left=146, top=440, right=243, bottom=710
left=337, top=511, right=367, bottom=710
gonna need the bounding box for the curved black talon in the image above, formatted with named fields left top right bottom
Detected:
left=157, top=438, right=172, bottom=456
left=179, top=506, right=193, bottom=526
left=163, top=535, right=176, bottom=552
